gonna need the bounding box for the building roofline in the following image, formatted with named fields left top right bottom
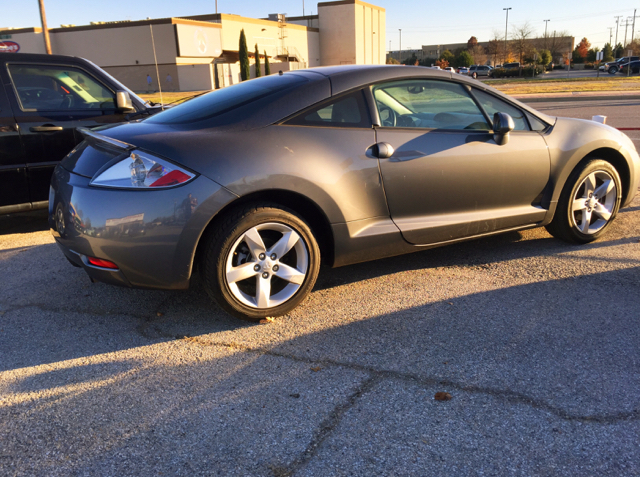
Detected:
left=318, top=0, right=385, bottom=12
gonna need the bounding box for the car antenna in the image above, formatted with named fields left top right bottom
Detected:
left=149, top=23, right=164, bottom=110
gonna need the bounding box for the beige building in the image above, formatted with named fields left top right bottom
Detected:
left=0, top=0, right=385, bottom=92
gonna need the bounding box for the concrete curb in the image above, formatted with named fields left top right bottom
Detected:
left=512, top=93, right=640, bottom=103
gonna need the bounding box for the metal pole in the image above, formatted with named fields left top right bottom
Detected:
left=303, top=0, right=305, bottom=16
left=544, top=19, right=550, bottom=49
left=608, top=27, right=613, bottom=45
left=503, top=8, right=511, bottom=64
left=614, top=16, right=622, bottom=56
left=37, top=0, right=52, bottom=54
left=399, top=29, right=402, bottom=62
left=215, top=0, right=218, bottom=14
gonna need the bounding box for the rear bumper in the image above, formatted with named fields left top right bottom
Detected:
left=49, top=165, right=237, bottom=290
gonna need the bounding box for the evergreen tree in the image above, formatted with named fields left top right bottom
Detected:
left=455, top=50, right=473, bottom=67
left=239, top=29, right=250, bottom=81
left=614, top=43, right=624, bottom=59
left=602, top=43, right=614, bottom=62
left=254, top=44, right=261, bottom=77
left=264, top=50, right=271, bottom=75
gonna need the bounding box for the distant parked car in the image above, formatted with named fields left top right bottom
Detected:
left=468, top=65, right=493, bottom=78
left=456, top=67, right=469, bottom=74
left=503, top=62, right=521, bottom=69
left=600, top=56, right=639, bottom=74
left=619, top=60, right=640, bottom=75
left=443, top=67, right=455, bottom=73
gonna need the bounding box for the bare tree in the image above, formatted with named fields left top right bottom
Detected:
left=510, top=22, right=535, bottom=64
left=546, top=30, right=571, bottom=64
left=487, top=30, right=504, bottom=66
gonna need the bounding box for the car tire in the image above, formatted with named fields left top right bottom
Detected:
left=545, top=159, right=621, bottom=244
left=201, top=203, right=321, bottom=321
left=608, top=66, right=618, bottom=74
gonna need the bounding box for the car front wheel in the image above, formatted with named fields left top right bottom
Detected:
left=201, top=203, right=320, bottom=321
left=608, top=66, right=619, bottom=74
left=546, top=159, right=621, bottom=243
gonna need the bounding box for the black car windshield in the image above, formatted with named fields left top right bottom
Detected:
left=146, top=74, right=307, bottom=124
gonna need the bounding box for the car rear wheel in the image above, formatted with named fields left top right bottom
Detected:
left=545, top=159, right=621, bottom=243
left=201, top=203, right=320, bottom=321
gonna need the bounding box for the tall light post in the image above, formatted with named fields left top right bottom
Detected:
left=503, top=8, right=511, bottom=64
left=543, top=19, right=550, bottom=49
left=399, top=29, right=402, bottom=62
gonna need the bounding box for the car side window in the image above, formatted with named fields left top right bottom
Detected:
left=372, top=79, right=491, bottom=130
left=470, top=89, right=530, bottom=131
left=7, top=64, right=116, bottom=111
left=285, top=90, right=371, bottom=128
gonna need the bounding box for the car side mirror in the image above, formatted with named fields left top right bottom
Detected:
left=116, top=90, right=135, bottom=113
left=493, top=112, right=514, bottom=146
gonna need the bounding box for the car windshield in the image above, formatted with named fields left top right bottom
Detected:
left=146, top=74, right=307, bottom=124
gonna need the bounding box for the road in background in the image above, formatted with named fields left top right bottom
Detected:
left=524, top=98, right=640, bottom=150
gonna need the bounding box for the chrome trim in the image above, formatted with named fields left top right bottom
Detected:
left=77, top=127, right=134, bottom=150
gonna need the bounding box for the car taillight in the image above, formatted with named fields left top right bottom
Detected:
left=90, top=151, right=195, bottom=189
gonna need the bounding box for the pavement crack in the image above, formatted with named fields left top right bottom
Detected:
left=279, top=374, right=381, bottom=477
left=179, top=337, right=640, bottom=426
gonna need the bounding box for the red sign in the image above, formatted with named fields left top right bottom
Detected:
left=0, top=41, right=20, bottom=53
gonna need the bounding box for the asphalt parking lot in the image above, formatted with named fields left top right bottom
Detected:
left=1, top=103, right=639, bottom=476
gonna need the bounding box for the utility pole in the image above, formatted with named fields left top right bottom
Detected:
left=399, top=29, right=402, bottom=62
left=608, top=27, right=613, bottom=45
left=623, top=17, right=632, bottom=48
left=614, top=15, right=622, bottom=56
left=503, top=7, right=512, bottom=64
left=37, top=0, right=52, bottom=54
left=632, top=9, right=639, bottom=43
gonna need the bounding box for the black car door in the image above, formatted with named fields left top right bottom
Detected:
left=0, top=81, right=28, bottom=211
left=4, top=61, right=127, bottom=205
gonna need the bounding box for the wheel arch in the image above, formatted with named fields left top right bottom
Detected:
left=543, top=146, right=631, bottom=212
left=192, top=189, right=336, bottom=278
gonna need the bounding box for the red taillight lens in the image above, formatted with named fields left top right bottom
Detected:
left=87, top=257, right=119, bottom=269
left=149, top=170, right=191, bottom=187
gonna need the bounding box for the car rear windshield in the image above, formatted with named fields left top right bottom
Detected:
left=146, top=74, right=307, bottom=124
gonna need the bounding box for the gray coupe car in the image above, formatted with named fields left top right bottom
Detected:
left=49, top=65, right=640, bottom=321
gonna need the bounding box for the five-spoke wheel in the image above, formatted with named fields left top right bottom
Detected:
left=546, top=159, right=621, bottom=243
left=201, top=204, right=320, bottom=321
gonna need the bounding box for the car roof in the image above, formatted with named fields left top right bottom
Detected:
left=289, top=64, right=554, bottom=124
left=0, top=52, right=90, bottom=65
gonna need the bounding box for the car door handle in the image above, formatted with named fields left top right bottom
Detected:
left=372, top=142, right=395, bottom=159
left=30, top=125, right=64, bottom=132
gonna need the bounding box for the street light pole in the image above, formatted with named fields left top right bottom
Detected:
left=543, top=19, right=550, bottom=49
left=503, top=7, right=512, bottom=64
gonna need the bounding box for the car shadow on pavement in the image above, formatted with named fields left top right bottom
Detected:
left=1, top=266, right=639, bottom=476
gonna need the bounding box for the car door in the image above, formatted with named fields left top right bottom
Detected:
left=0, top=81, right=28, bottom=211
left=4, top=61, right=125, bottom=204
left=372, top=79, right=550, bottom=245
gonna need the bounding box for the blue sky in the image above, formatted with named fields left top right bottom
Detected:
left=3, top=1, right=638, bottom=50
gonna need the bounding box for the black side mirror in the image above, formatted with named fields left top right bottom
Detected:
left=116, top=90, right=135, bottom=113
left=493, top=112, right=515, bottom=146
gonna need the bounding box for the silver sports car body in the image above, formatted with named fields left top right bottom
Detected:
left=49, top=65, right=640, bottom=320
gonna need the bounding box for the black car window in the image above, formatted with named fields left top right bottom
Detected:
left=285, top=90, right=371, bottom=128
left=470, top=89, right=530, bottom=131
left=373, top=79, right=490, bottom=130
left=147, top=74, right=307, bottom=124
left=7, top=64, right=115, bottom=111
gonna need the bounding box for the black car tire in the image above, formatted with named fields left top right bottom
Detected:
left=546, top=159, right=621, bottom=244
left=608, top=66, right=618, bottom=74
left=201, top=203, right=320, bottom=321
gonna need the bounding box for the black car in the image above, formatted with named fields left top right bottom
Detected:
left=620, top=60, right=640, bottom=75
left=601, top=56, right=640, bottom=74
left=0, top=53, right=159, bottom=215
